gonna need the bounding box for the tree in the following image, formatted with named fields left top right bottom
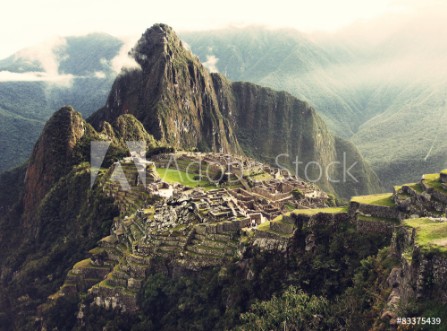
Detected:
left=238, top=286, right=330, bottom=331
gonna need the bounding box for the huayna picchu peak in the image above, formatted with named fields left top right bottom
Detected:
left=1, top=23, right=446, bottom=330
left=89, top=23, right=242, bottom=157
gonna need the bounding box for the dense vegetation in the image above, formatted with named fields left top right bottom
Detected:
left=38, top=216, right=394, bottom=330
left=0, top=166, right=119, bottom=330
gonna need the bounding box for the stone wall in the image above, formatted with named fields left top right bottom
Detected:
left=91, top=286, right=138, bottom=313
left=354, top=219, right=395, bottom=235
left=294, top=211, right=349, bottom=229
left=269, top=222, right=295, bottom=234
left=388, top=226, right=447, bottom=313
left=349, top=201, right=399, bottom=219
left=195, top=219, right=250, bottom=235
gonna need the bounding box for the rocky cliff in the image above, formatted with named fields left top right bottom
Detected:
left=89, top=24, right=380, bottom=198
left=230, top=81, right=381, bottom=197
left=90, top=24, right=241, bottom=155
left=23, top=107, right=86, bottom=226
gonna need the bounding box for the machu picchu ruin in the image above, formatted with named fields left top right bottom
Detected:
left=47, top=148, right=447, bottom=326
left=51, top=151, right=332, bottom=312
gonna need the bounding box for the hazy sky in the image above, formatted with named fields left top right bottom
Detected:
left=0, top=0, right=442, bottom=59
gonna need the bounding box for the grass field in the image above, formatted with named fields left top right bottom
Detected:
left=248, top=173, right=273, bottom=181
left=351, top=193, right=395, bottom=206
left=404, top=218, right=447, bottom=253
left=156, top=168, right=214, bottom=188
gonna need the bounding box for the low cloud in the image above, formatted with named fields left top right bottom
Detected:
left=1, top=37, right=75, bottom=87
left=94, top=71, right=106, bottom=79
left=203, top=55, right=219, bottom=73
left=0, top=36, right=115, bottom=85
left=0, top=70, right=74, bottom=87
left=111, top=36, right=141, bottom=73
left=15, top=37, right=67, bottom=75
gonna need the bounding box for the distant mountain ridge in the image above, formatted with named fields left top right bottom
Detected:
left=180, top=24, right=447, bottom=188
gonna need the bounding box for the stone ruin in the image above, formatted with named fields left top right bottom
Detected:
left=53, top=151, right=333, bottom=313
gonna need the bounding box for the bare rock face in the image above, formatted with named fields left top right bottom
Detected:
left=90, top=24, right=242, bottom=155
left=23, top=106, right=86, bottom=225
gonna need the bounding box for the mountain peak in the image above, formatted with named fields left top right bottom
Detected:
left=91, top=23, right=242, bottom=155
left=131, top=23, right=186, bottom=68
left=23, top=106, right=86, bottom=225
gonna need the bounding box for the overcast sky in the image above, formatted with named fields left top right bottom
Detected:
left=0, top=0, right=443, bottom=59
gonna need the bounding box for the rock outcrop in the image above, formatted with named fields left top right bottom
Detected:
left=23, top=106, right=86, bottom=225
left=90, top=24, right=242, bottom=155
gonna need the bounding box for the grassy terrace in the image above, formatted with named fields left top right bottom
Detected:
left=256, top=207, right=348, bottom=238
left=404, top=218, right=447, bottom=253
left=422, top=173, right=445, bottom=192
left=291, top=207, right=348, bottom=217
left=351, top=193, right=395, bottom=206
left=248, top=173, right=273, bottom=181
left=406, top=182, right=423, bottom=193
left=156, top=168, right=215, bottom=188
left=268, top=207, right=348, bottom=226
left=257, top=221, right=271, bottom=231
left=73, top=258, right=92, bottom=269
left=256, top=221, right=294, bottom=238
left=270, top=207, right=348, bottom=223
left=88, top=247, right=106, bottom=255
left=395, top=182, right=423, bottom=194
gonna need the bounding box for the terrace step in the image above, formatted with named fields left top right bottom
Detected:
left=186, top=244, right=227, bottom=257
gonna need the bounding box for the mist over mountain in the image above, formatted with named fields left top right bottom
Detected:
left=180, top=10, right=447, bottom=188
left=0, top=33, right=124, bottom=171
left=2, top=7, right=447, bottom=189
